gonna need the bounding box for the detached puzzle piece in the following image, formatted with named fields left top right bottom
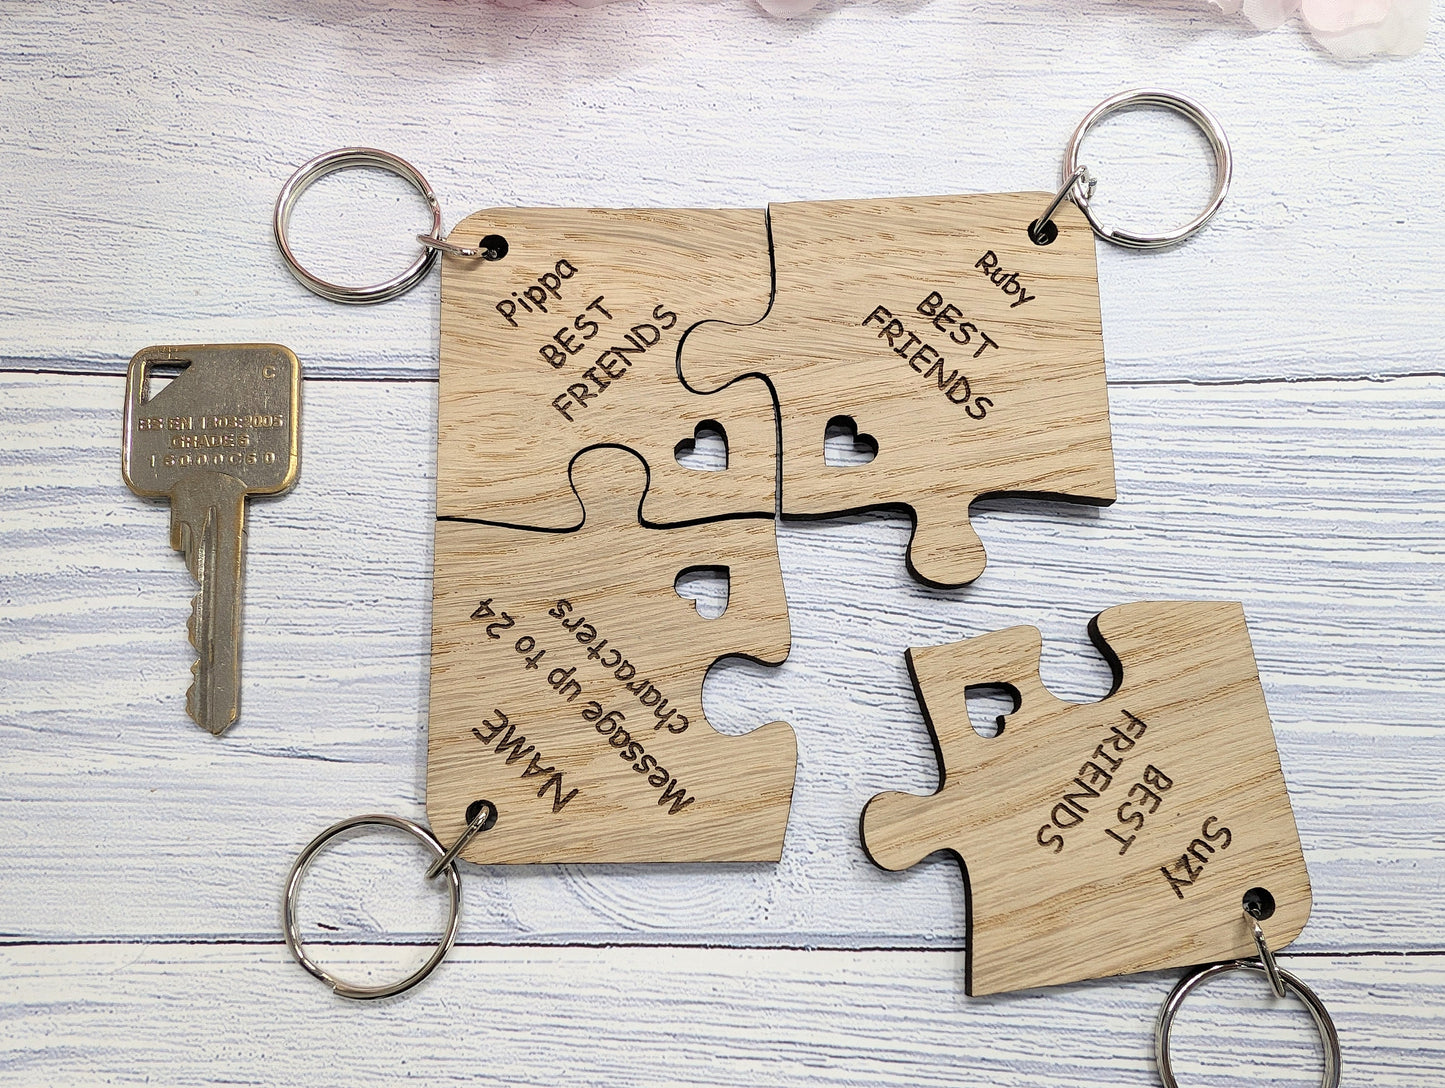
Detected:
left=428, top=446, right=797, bottom=863
left=437, top=207, right=777, bottom=529
left=861, top=601, right=1311, bottom=995
left=683, top=194, right=1115, bottom=587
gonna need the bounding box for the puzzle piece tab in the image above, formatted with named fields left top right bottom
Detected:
left=683, top=194, right=1115, bottom=587
left=428, top=446, right=797, bottom=863
left=437, top=207, right=778, bottom=530
left=861, top=601, right=1311, bottom=995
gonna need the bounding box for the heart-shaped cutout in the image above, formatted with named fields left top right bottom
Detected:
left=823, top=415, right=878, bottom=467
left=674, top=420, right=728, bottom=471
left=965, top=683, right=1020, bottom=739
left=674, top=565, right=729, bottom=619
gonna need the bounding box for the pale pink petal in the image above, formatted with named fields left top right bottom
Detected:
left=1300, top=0, right=1392, bottom=31
left=1240, top=0, right=1304, bottom=29
left=1307, top=0, right=1430, bottom=53
left=754, top=0, right=827, bottom=13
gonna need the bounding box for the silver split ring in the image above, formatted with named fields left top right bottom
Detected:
left=1062, top=89, right=1232, bottom=250
left=1155, top=961, right=1342, bottom=1088
left=282, top=813, right=462, bottom=1000
left=273, top=147, right=444, bottom=304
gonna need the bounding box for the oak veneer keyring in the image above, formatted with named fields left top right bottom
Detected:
left=274, top=90, right=1233, bottom=1000
left=271, top=89, right=1228, bottom=587
left=860, top=602, right=1340, bottom=1086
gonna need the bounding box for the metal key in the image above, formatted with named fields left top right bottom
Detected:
left=122, top=344, right=301, bottom=735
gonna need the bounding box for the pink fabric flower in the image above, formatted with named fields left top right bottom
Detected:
left=492, top=0, right=1427, bottom=57
left=1212, top=0, right=1429, bottom=56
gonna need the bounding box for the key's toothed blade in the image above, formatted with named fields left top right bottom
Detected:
left=170, top=477, right=247, bottom=736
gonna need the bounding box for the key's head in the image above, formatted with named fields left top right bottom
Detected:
left=123, top=344, right=302, bottom=498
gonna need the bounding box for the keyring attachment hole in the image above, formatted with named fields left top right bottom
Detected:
left=1243, top=886, right=1277, bottom=922
left=285, top=166, right=438, bottom=286
left=1164, top=970, right=1330, bottom=1087
left=1072, top=108, right=1218, bottom=241
left=292, top=824, right=454, bottom=985
left=478, top=234, right=509, bottom=261
left=465, top=798, right=499, bottom=830
left=1027, top=218, right=1059, bottom=247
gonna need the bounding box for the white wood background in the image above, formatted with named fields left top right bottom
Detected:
left=2, top=1, right=1442, bottom=1084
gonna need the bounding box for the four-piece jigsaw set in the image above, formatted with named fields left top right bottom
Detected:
left=120, top=92, right=1339, bottom=1085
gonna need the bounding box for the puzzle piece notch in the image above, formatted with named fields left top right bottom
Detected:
left=437, top=206, right=780, bottom=531
left=862, top=601, right=1311, bottom=995
left=429, top=445, right=797, bottom=864
left=681, top=193, right=1116, bottom=587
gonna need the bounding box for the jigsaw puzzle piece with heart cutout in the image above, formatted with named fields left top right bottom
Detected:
left=437, top=207, right=779, bottom=530
left=428, top=445, right=797, bottom=863
left=860, top=601, right=1311, bottom=995
left=681, top=193, right=1115, bottom=587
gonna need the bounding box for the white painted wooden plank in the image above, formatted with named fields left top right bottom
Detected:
left=1, top=1, right=1442, bottom=381
left=0, top=945, right=1438, bottom=1087
left=2, top=373, right=1441, bottom=950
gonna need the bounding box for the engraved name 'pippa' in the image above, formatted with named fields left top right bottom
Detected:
left=1035, top=709, right=1153, bottom=853
left=472, top=707, right=581, bottom=814
left=861, top=299, right=995, bottom=420
left=494, top=259, right=580, bottom=327
left=974, top=251, right=1035, bottom=307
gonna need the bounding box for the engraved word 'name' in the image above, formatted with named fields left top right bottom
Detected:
left=471, top=708, right=581, bottom=814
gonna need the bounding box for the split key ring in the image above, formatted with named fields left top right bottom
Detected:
left=1154, top=911, right=1342, bottom=1088
left=1031, top=88, right=1233, bottom=250
left=282, top=801, right=497, bottom=999
left=272, top=147, right=504, bottom=306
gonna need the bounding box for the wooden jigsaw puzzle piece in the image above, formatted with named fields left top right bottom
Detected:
left=428, top=446, right=797, bottom=864
left=437, top=207, right=777, bottom=530
left=682, top=194, right=1115, bottom=587
left=861, top=601, right=1311, bottom=995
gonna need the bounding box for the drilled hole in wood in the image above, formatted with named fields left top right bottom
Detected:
left=675, top=420, right=728, bottom=472
left=464, top=799, right=498, bottom=831
left=823, top=415, right=877, bottom=467
left=479, top=234, right=508, bottom=261
left=674, top=565, right=729, bottom=620
left=1028, top=218, right=1059, bottom=246
left=1243, top=886, right=1277, bottom=922
left=964, top=683, right=1019, bottom=739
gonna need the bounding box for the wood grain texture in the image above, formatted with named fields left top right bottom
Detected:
left=2, top=1, right=1444, bottom=1079
left=1, top=946, right=1440, bottom=1087
left=863, top=602, right=1311, bottom=995
left=1, top=374, right=1440, bottom=953
left=428, top=445, right=796, bottom=862
left=1, top=2, right=1441, bottom=381
left=437, top=207, right=777, bottom=528
left=684, top=194, right=1114, bottom=587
